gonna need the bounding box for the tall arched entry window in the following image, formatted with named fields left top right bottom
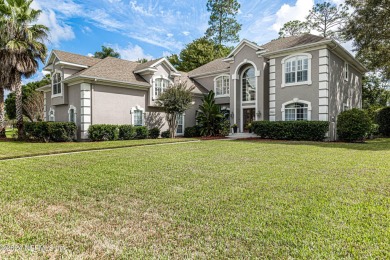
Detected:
left=242, top=67, right=256, bottom=102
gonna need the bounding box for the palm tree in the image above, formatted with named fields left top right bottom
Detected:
left=196, top=90, right=224, bottom=136
left=94, top=46, right=120, bottom=59
left=0, top=0, right=48, bottom=139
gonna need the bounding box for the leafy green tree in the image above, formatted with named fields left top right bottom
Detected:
left=205, top=0, right=241, bottom=47
left=306, top=2, right=348, bottom=39
left=94, top=46, right=120, bottom=59
left=168, top=37, right=232, bottom=72
left=279, top=20, right=310, bottom=38
left=362, top=74, right=390, bottom=109
left=0, top=0, right=48, bottom=139
left=344, top=0, right=390, bottom=79
left=196, top=91, right=225, bottom=136
left=137, top=58, right=149, bottom=64
left=156, top=82, right=194, bottom=138
left=5, top=76, right=50, bottom=121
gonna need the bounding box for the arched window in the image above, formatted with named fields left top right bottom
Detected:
left=154, top=78, right=170, bottom=99
left=49, top=107, right=55, bottom=121
left=68, top=106, right=76, bottom=123
left=284, top=103, right=309, bottom=121
left=214, top=75, right=230, bottom=97
left=242, top=67, right=256, bottom=102
left=52, top=73, right=62, bottom=95
left=132, top=106, right=144, bottom=126
left=282, top=53, right=312, bottom=87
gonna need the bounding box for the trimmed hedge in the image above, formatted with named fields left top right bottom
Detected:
left=149, top=127, right=160, bottom=139
left=184, top=125, right=201, bottom=137
left=252, top=121, right=329, bottom=141
left=377, top=107, right=390, bottom=136
left=118, top=125, right=136, bottom=140
left=25, top=122, right=77, bottom=142
left=161, top=130, right=170, bottom=138
left=134, top=126, right=148, bottom=139
left=88, top=124, right=118, bottom=141
left=337, top=108, right=372, bottom=142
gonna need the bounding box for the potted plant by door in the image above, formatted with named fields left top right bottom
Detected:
left=247, top=123, right=253, bottom=133
left=232, top=124, right=238, bottom=133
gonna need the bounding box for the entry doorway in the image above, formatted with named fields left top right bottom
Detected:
left=243, top=108, right=255, bottom=132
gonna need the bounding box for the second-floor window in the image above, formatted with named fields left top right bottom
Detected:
left=154, top=78, right=170, bottom=99
left=215, top=75, right=230, bottom=97
left=285, top=56, right=308, bottom=84
left=52, top=73, right=62, bottom=95
left=242, top=67, right=256, bottom=102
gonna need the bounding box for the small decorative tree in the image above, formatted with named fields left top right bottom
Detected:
left=156, top=82, right=194, bottom=138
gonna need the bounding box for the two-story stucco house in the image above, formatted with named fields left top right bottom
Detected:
left=38, top=34, right=366, bottom=140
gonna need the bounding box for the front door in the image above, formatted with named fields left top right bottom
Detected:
left=243, top=108, right=255, bottom=132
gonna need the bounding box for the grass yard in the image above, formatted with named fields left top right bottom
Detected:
left=0, top=139, right=389, bottom=258
left=0, top=138, right=197, bottom=160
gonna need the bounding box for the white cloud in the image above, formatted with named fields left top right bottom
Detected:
left=182, top=31, right=190, bottom=36
left=87, top=53, right=94, bottom=57
left=272, top=0, right=314, bottom=32
left=162, top=51, right=171, bottom=57
left=167, top=33, right=174, bottom=38
left=32, top=1, right=75, bottom=46
left=112, top=44, right=154, bottom=61
left=130, top=1, right=153, bottom=16
left=81, top=26, right=92, bottom=34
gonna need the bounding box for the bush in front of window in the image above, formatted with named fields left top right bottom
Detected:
left=184, top=126, right=201, bottom=137
left=337, top=108, right=372, bottom=142
left=134, top=126, right=149, bottom=139
left=161, top=130, right=170, bottom=138
left=88, top=124, right=119, bottom=141
left=25, top=122, right=77, bottom=142
left=252, top=121, right=329, bottom=141
left=118, top=125, right=136, bottom=140
left=148, top=127, right=160, bottom=139
left=377, top=107, right=390, bottom=136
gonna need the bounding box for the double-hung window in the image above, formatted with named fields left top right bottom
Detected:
left=215, top=75, right=230, bottom=97
left=133, top=109, right=144, bottom=126
left=154, top=78, right=170, bottom=99
left=282, top=54, right=311, bottom=86
left=284, top=103, right=308, bottom=121
left=176, top=114, right=184, bottom=135
left=52, top=73, right=62, bottom=95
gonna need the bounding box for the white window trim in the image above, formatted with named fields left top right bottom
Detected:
left=152, top=75, right=172, bottom=100
left=131, top=105, right=145, bottom=126
left=214, top=74, right=230, bottom=98
left=68, top=105, right=77, bottom=123
left=281, top=99, right=312, bottom=121
left=49, top=107, right=55, bottom=121
left=241, top=67, right=257, bottom=104
left=51, top=70, right=63, bottom=98
left=281, top=53, right=312, bottom=88
left=344, top=62, right=349, bottom=81
left=176, top=113, right=185, bottom=136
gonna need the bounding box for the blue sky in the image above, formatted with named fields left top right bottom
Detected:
left=24, top=0, right=344, bottom=84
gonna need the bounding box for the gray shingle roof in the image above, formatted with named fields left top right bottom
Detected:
left=64, top=57, right=149, bottom=86
left=188, top=58, right=230, bottom=77
left=260, top=34, right=326, bottom=52
left=134, top=58, right=163, bottom=71
left=52, top=50, right=101, bottom=67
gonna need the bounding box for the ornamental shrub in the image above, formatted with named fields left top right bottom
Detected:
left=252, top=121, right=329, bottom=141
left=184, top=126, right=201, bottom=137
left=24, top=122, right=76, bottom=142
left=149, top=127, right=160, bottom=139
left=118, top=125, right=136, bottom=140
left=377, top=107, right=390, bottom=136
left=337, top=108, right=372, bottom=142
left=88, top=124, right=118, bottom=141
left=134, top=126, right=148, bottom=139
left=161, top=130, right=170, bottom=138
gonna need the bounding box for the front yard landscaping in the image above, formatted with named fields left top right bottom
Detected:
left=0, top=139, right=389, bottom=258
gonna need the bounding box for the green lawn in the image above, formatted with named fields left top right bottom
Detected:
left=0, top=138, right=197, bottom=159
left=0, top=139, right=389, bottom=258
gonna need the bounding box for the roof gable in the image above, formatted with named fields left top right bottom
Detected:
left=45, top=50, right=100, bottom=68
left=135, top=57, right=179, bottom=74
left=226, top=39, right=264, bottom=59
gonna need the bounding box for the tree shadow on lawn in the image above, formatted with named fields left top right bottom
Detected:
left=234, top=138, right=390, bottom=151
